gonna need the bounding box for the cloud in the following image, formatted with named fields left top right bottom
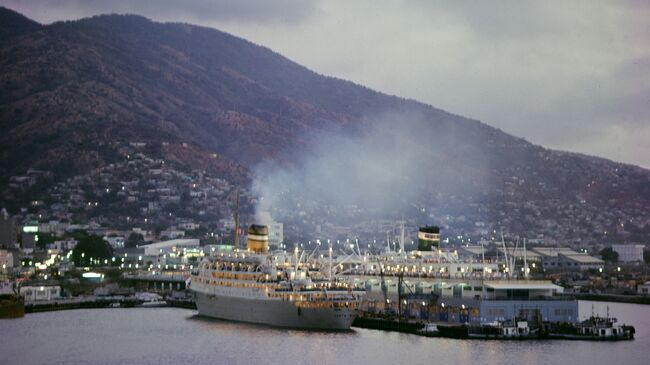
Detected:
left=1, top=0, right=319, bottom=24
left=3, top=0, right=649, bottom=168
left=240, top=0, right=649, bottom=168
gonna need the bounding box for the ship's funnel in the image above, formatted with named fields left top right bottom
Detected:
left=417, top=226, right=440, bottom=251
left=247, top=224, right=269, bottom=253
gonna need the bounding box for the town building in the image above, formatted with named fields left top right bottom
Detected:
left=533, top=247, right=604, bottom=271
left=612, top=244, right=645, bottom=263
left=104, top=236, right=125, bottom=249
left=180, top=222, right=199, bottom=230
left=160, top=229, right=185, bottom=240
left=257, top=212, right=284, bottom=248
left=364, top=279, right=577, bottom=324
left=142, top=238, right=200, bottom=256
left=0, top=209, right=16, bottom=248
left=51, top=239, right=78, bottom=252
left=19, top=284, right=62, bottom=302
left=21, top=232, right=37, bottom=254
left=0, top=249, right=14, bottom=269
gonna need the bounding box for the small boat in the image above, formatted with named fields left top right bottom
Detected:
left=135, top=292, right=167, bottom=307
left=416, top=323, right=439, bottom=337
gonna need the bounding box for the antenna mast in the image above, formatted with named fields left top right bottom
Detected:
left=399, top=220, right=405, bottom=254
left=386, top=231, right=391, bottom=253
left=481, top=240, right=486, bottom=277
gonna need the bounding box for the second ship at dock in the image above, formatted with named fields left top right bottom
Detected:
left=167, top=223, right=633, bottom=338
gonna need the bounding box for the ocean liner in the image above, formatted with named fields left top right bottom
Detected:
left=189, top=225, right=363, bottom=329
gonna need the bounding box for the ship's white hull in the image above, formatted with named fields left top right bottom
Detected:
left=194, top=291, right=357, bottom=330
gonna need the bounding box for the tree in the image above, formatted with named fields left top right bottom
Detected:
left=126, top=232, right=144, bottom=248
left=36, top=233, right=57, bottom=250
left=600, top=247, right=618, bottom=263
left=644, top=250, right=650, bottom=265
left=71, top=235, right=113, bottom=266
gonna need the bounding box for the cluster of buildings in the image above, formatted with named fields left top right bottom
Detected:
left=2, top=142, right=246, bottom=237
left=0, top=141, right=648, bottom=311
left=1, top=139, right=649, bottom=258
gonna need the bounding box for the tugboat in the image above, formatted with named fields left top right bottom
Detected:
left=468, top=320, right=536, bottom=339
left=549, top=315, right=634, bottom=341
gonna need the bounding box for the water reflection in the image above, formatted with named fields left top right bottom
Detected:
left=0, top=302, right=647, bottom=365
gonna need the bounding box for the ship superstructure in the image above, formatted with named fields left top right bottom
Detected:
left=190, top=225, right=363, bottom=330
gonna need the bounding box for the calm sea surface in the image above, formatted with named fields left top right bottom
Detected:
left=1, top=300, right=648, bottom=365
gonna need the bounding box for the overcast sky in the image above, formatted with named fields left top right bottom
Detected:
left=4, top=0, right=649, bottom=168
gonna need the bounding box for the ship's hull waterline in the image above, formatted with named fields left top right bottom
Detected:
left=194, top=292, right=357, bottom=330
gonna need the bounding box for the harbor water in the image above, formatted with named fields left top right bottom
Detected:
left=0, top=301, right=648, bottom=365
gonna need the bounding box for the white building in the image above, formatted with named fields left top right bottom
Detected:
left=257, top=212, right=283, bottom=248
left=103, top=236, right=125, bottom=249
left=51, top=239, right=78, bottom=252
left=38, top=220, right=69, bottom=235
left=219, top=218, right=235, bottom=230
left=266, top=222, right=283, bottom=248
left=533, top=247, right=604, bottom=271
left=0, top=249, right=13, bottom=269
left=160, top=229, right=185, bottom=240
left=180, top=222, right=199, bottom=230
left=142, top=239, right=200, bottom=256
left=20, top=285, right=61, bottom=302
left=612, top=244, right=645, bottom=263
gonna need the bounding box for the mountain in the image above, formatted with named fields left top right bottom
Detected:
left=1, top=7, right=649, bottom=244
left=0, top=6, right=41, bottom=39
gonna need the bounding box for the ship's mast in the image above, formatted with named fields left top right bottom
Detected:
left=481, top=240, right=486, bottom=277
left=355, top=238, right=361, bottom=257
left=500, top=231, right=510, bottom=276
left=233, top=187, right=240, bottom=249
left=513, top=237, right=520, bottom=277
left=377, top=258, right=388, bottom=314
left=328, top=240, right=333, bottom=283
left=523, top=238, right=528, bottom=279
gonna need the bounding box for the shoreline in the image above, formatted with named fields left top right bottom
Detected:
left=568, top=293, right=650, bottom=305
left=21, top=296, right=196, bottom=314
left=18, top=294, right=650, bottom=316
left=24, top=298, right=138, bottom=313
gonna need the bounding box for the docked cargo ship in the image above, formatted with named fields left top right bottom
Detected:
left=189, top=224, right=363, bottom=330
